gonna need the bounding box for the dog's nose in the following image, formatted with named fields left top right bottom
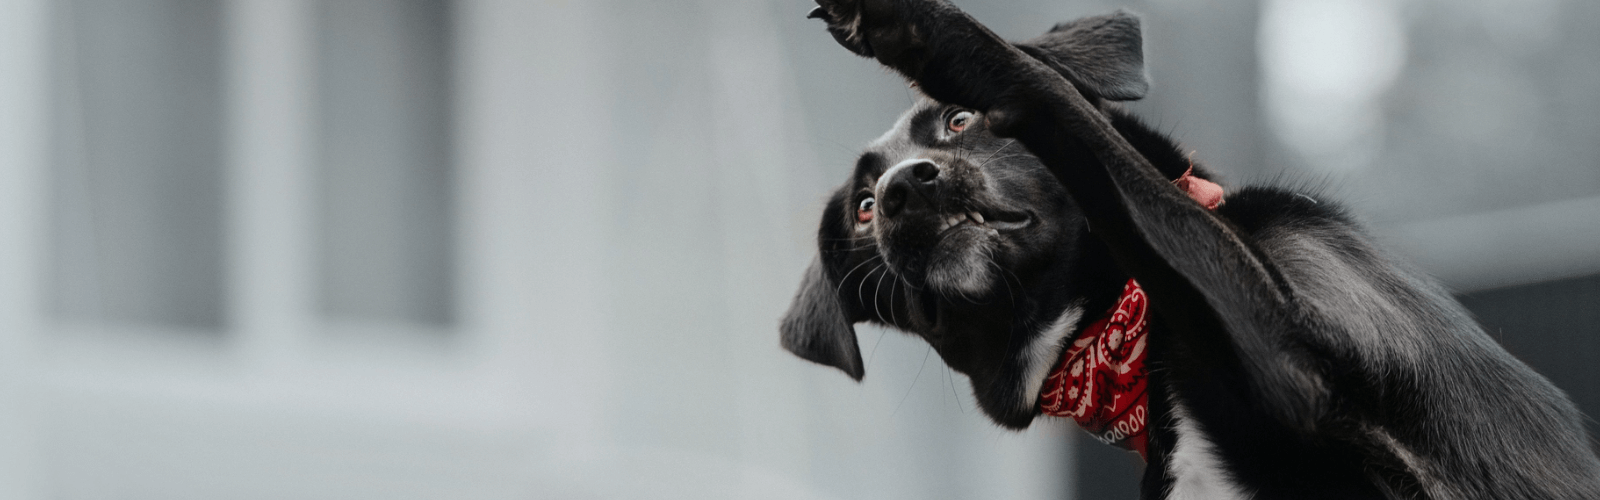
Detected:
left=911, top=161, right=939, bottom=182
left=877, top=159, right=941, bottom=219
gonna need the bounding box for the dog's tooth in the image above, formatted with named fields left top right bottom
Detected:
left=971, top=211, right=985, bottom=224
left=942, top=215, right=962, bottom=230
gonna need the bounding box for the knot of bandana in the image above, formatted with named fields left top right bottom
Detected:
left=1037, top=165, right=1222, bottom=460
left=1174, top=166, right=1224, bottom=210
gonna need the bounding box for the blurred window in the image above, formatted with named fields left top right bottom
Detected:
left=48, top=0, right=228, bottom=330
left=315, top=0, right=457, bottom=327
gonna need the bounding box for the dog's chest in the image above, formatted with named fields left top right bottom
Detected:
left=1163, top=402, right=1251, bottom=500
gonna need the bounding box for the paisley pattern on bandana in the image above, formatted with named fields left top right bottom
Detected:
left=1038, top=279, right=1151, bottom=459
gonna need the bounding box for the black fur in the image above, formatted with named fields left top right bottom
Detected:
left=782, top=2, right=1600, bottom=498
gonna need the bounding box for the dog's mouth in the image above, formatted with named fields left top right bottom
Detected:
left=933, top=206, right=1033, bottom=236
left=867, top=201, right=1034, bottom=311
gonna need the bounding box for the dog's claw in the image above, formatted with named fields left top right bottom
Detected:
left=807, top=5, right=831, bottom=21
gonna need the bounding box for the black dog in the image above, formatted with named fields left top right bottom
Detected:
left=780, top=2, right=1600, bottom=498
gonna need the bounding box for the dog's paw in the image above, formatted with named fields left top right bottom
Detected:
left=806, top=0, right=873, bottom=58
left=807, top=0, right=945, bottom=70
left=808, top=0, right=1037, bottom=113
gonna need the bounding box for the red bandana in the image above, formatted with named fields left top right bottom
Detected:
left=1039, top=278, right=1153, bottom=458
left=1036, top=167, right=1221, bottom=460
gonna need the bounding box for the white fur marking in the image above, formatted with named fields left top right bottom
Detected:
left=1020, top=303, right=1084, bottom=410
left=1167, top=402, right=1252, bottom=500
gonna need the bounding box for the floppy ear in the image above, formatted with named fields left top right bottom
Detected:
left=781, top=256, right=865, bottom=380
left=1016, top=10, right=1149, bottom=101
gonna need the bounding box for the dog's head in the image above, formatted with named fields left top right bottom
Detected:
left=781, top=11, right=1152, bottom=429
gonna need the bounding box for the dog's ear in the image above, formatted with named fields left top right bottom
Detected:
left=781, top=256, right=865, bottom=380
left=1016, top=10, right=1149, bottom=101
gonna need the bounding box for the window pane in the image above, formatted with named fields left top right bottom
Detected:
left=49, top=0, right=228, bottom=330
left=316, top=0, right=456, bottom=326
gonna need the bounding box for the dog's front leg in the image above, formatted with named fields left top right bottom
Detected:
left=810, top=0, right=1331, bottom=435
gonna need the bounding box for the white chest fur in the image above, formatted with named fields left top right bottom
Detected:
left=1165, top=403, right=1252, bottom=500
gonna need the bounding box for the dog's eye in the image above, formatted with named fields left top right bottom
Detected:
left=946, top=110, right=975, bottom=133
left=857, top=197, right=875, bottom=223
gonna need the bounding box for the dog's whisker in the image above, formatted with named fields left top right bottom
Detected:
left=953, top=126, right=967, bottom=164
left=865, top=327, right=888, bottom=371
left=939, top=356, right=947, bottom=407
left=1004, top=271, right=1023, bottom=308
left=945, top=364, right=965, bottom=413
left=982, top=250, right=1017, bottom=308
left=952, top=281, right=982, bottom=305
left=820, top=241, right=878, bottom=248
left=835, top=255, right=882, bottom=296
left=892, top=345, right=934, bottom=418
left=897, top=274, right=922, bottom=292
left=834, top=243, right=882, bottom=253
left=978, top=154, right=1033, bottom=170
left=957, top=289, right=977, bottom=304
left=888, top=272, right=901, bottom=328
left=858, top=262, right=886, bottom=310
left=973, top=138, right=1016, bottom=168
left=999, top=269, right=1020, bottom=308
left=872, top=266, right=891, bottom=325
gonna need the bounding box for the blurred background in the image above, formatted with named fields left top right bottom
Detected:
left=0, top=0, right=1594, bottom=498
